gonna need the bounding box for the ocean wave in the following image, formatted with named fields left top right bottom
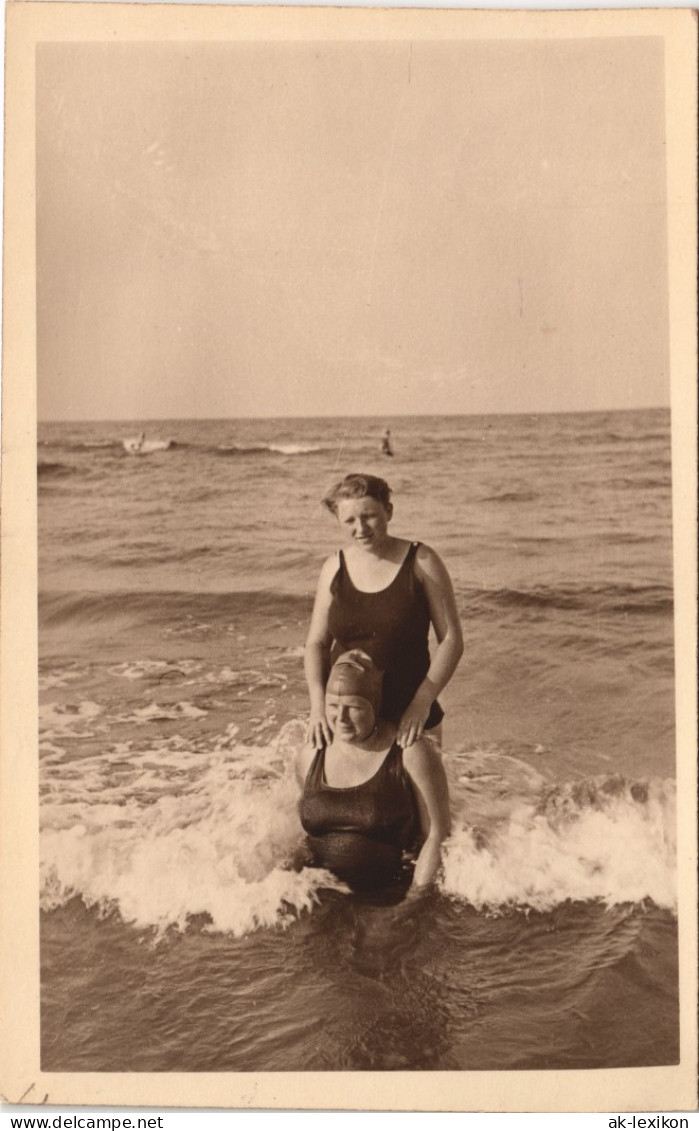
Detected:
left=443, top=770, right=676, bottom=914
left=106, top=545, right=216, bottom=568
left=122, top=438, right=174, bottom=455
left=215, top=442, right=326, bottom=457
left=575, top=427, right=669, bottom=446
left=480, top=489, right=541, bottom=504
left=39, top=440, right=123, bottom=454
left=38, top=437, right=185, bottom=457
left=38, top=436, right=328, bottom=460
left=464, top=582, right=673, bottom=617
left=606, top=476, right=671, bottom=491
left=40, top=722, right=343, bottom=936
left=39, top=587, right=310, bottom=630
left=38, top=580, right=672, bottom=634
left=39, top=724, right=676, bottom=936
left=38, top=461, right=76, bottom=478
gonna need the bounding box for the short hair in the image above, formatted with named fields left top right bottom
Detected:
left=322, top=473, right=393, bottom=516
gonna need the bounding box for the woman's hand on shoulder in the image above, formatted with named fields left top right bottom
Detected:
left=396, top=688, right=434, bottom=748
left=306, top=706, right=333, bottom=752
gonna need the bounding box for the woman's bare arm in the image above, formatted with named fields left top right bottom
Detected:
left=295, top=743, right=316, bottom=788
left=303, top=554, right=338, bottom=749
left=397, top=545, right=464, bottom=747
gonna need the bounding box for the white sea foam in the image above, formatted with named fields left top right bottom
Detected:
left=39, top=699, right=105, bottom=742
left=216, top=442, right=323, bottom=455
left=39, top=723, right=677, bottom=936
left=107, top=660, right=202, bottom=681
left=442, top=770, right=676, bottom=912
left=40, top=700, right=103, bottom=725
left=39, top=668, right=89, bottom=691
left=40, top=722, right=349, bottom=935
left=269, top=443, right=322, bottom=455
left=205, top=667, right=244, bottom=684
left=124, top=701, right=209, bottom=724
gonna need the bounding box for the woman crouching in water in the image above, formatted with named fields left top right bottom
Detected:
left=296, top=650, right=450, bottom=894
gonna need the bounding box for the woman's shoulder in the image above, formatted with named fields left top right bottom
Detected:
left=413, top=542, right=447, bottom=579
left=317, top=551, right=342, bottom=585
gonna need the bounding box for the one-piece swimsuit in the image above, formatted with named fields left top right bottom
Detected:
left=300, top=740, right=419, bottom=889
left=327, top=541, right=444, bottom=728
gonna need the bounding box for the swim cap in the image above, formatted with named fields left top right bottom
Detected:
left=326, top=650, right=383, bottom=716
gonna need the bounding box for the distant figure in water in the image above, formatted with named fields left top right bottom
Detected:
left=134, top=432, right=146, bottom=452
left=381, top=428, right=394, bottom=457
left=296, top=650, right=450, bottom=892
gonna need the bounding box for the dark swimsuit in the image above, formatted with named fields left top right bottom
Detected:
left=327, top=541, right=444, bottom=729
left=300, top=741, right=420, bottom=889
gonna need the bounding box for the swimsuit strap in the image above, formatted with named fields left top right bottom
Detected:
left=307, top=738, right=403, bottom=791
left=367, top=739, right=405, bottom=786
left=393, top=541, right=421, bottom=578
left=386, top=738, right=403, bottom=763
left=391, top=541, right=420, bottom=586
left=305, top=742, right=327, bottom=790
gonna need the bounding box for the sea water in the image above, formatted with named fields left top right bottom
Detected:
left=38, top=409, right=678, bottom=1071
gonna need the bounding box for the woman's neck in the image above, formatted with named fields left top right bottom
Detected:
left=346, top=533, right=405, bottom=563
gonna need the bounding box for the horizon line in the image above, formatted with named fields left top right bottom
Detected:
left=37, top=404, right=670, bottom=426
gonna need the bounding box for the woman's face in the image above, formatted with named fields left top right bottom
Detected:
left=335, top=495, right=392, bottom=552
left=325, top=692, right=376, bottom=743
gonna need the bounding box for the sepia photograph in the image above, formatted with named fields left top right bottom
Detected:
left=1, top=1, right=697, bottom=1113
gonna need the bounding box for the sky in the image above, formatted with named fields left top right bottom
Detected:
left=36, top=35, right=670, bottom=420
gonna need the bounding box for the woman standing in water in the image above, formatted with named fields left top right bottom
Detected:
left=305, top=473, right=463, bottom=751
left=297, top=650, right=450, bottom=892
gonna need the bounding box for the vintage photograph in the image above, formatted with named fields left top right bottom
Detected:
left=2, top=1, right=697, bottom=1113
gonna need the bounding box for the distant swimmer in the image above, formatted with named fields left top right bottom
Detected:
left=381, top=428, right=394, bottom=457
